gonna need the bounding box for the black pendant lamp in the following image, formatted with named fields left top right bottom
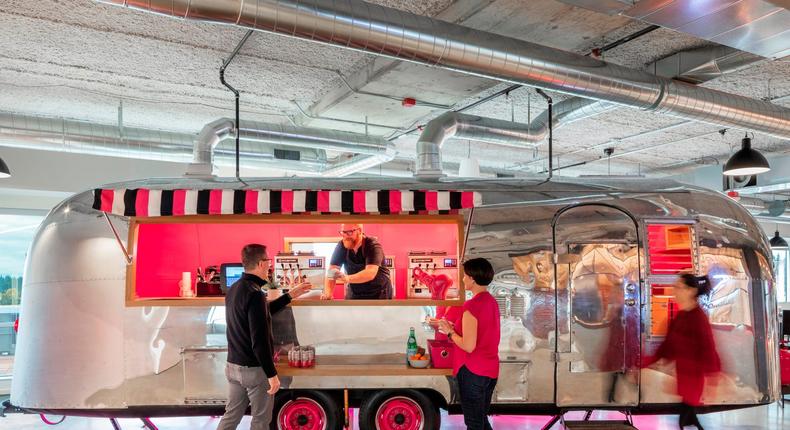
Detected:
left=771, top=230, right=788, bottom=248
left=0, top=156, right=10, bottom=179
left=723, top=134, right=770, bottom=176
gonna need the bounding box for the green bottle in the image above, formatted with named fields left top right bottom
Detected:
left=407, top=327, right=418, bottom=364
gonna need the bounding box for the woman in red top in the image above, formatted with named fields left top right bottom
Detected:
left=438, top=258, right=501, bottom=430
left=643, top=273, right=721, bottom=430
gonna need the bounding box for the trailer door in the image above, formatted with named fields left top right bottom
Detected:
left=552, top=204, right=641, bottom=407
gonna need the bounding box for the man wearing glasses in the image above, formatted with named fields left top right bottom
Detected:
left=218, top=244, right=311, bottom=430
left=322, top=223, right=393, bottom=300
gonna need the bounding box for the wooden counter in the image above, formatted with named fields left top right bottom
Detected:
left=275, top=355, right=452, bottom=377
left=127, top=297, right=464, bottom=307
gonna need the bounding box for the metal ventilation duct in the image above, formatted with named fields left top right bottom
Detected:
left=416, top=98, right=616, bottom=177
left=101, top=0, right=790, bottom=141
left=0, top=112, right=394, bottom=177
left=188, top=118, right=395, bottom=176
left=416, top=43, right=763, bottom=177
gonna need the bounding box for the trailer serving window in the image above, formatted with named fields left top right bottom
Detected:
left=91, top=187, right=479, bottom=307
left=125, top=215, right=465, bottom=306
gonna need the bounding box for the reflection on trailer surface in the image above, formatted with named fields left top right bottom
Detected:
left=9, top=177, right=780, bottom=429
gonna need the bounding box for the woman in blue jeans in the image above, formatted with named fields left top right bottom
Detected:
left=438, top=258, right=501, bottom=430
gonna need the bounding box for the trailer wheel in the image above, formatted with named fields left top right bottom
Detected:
left=273, top=390, right=342, bottom=430
left=359, top=390, right=440, bottom=430
left=39, top=414, right=66, bottom=425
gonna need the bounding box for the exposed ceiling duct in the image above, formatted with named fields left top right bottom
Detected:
left=416, top=44, right=762, bottom=178
left=101, top=0, right=790, bottom=141
left=0, top=112, right=394, bottom=177
left=735, top=196, right=790, bottom=219
left=187, top=118, right=395, bottom=177
left=416, top=99, right=616, bottom=178
left=646, top=46, right=762, bottom=85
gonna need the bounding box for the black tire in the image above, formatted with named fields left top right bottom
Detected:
left=271, top=390, right=343, bottom=430
left=358, top=389, right=441, bottom=430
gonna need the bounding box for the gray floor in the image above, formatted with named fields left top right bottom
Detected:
left=1, top=403, right=788, bottom=429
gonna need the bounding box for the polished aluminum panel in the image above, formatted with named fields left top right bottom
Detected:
left=553, top=205, right=641, bottom=407
left=625, top=0, right=790, bottom=59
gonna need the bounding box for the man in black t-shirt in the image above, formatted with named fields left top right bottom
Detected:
left=321, top=223, right=392, bottom=300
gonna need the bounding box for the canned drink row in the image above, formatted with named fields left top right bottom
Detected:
left=287, top=345, right=315, bottom=368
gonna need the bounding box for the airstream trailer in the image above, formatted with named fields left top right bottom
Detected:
left=9, top=177, right=780, bottom=429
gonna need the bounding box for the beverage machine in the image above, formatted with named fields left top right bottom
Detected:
left=273, top=253, right=326, bottom=292
left=383, top=255, right=396, bottom=291
left=407, top=252, right=459, bottom=300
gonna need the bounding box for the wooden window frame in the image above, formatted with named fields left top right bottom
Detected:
left=125, top=213, right=467, bottom=307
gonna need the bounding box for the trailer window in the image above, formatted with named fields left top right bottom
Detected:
left=646, top=223, right=696, bottom=337
left=126, top=215, right=465, bottom=306
left=647, top=224, right=694, bottom=275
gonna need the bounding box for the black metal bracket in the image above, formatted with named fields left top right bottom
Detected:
left=535, top=89, right=553, bottom=179
left=220, top=30, right=254, bottom=185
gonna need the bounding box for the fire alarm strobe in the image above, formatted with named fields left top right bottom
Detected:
left=402, top=97, right=416, bottom=107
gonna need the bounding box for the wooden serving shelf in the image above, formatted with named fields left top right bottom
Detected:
left=128, top=297, right=464, bottom=307
left=275, top=355, right=452, bottom=377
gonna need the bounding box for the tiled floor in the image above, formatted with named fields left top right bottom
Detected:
left=1, top=403, right=788, bottom=429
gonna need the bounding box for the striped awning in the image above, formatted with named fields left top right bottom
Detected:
left=92, top=188, right=481, bottom=216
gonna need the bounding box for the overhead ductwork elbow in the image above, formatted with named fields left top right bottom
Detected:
left=415, top=99, right=616, bottom=179
left=186, top=118, right=235, bottom=177
left=185, top=118, right=395, bottom=177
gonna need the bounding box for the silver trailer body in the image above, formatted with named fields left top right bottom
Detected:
left=10, top=177, right=780, bottom=418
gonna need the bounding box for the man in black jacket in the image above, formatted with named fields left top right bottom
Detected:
left=217, top=244, right=311, bottom=430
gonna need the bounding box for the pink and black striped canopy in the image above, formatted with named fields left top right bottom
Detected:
left=93, top=188, right=481, bottom=216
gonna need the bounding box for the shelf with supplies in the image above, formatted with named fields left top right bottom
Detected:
left=275, top=354, right=452, bottom=377
left=124, top=296, right=464, bottom=307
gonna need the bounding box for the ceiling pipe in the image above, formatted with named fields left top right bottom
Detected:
left=0, top=112, right=395, bottom=176
left=415, top=97, right=616, bottom=178
left=100, top=0, right=790, bottom=141
left=186, top=118, right=395, bottom=177
left=736, top=196, right=790, bottom=218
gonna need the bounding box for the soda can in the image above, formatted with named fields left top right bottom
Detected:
left=306, top=346, right=315, bottom=367
left=288, top=348, right=300, bottom=368
left=300, top=348, right=310, bottom=368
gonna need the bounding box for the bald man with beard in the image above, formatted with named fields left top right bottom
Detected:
left=321, top=224, right=392, bottom=300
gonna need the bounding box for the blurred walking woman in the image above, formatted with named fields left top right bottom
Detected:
left=643, top=273, right=721, bottom=430
left=438, top=258, right=501, bottom=430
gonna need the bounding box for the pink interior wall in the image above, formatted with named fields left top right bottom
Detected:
left=134, top=222, right=459, bottom=299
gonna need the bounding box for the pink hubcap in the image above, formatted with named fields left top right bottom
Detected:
left=277, top=398, right=327, bottom=430
left=376, top=397, right=424, bottom=430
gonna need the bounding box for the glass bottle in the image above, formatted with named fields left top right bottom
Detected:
left=407, top=327, right=418, bottom=364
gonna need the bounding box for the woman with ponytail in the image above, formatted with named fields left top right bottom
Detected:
left=643, top=273, right=721, bottom=429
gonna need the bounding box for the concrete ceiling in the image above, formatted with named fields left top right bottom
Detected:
left=1, top=0, right=789, bottom=191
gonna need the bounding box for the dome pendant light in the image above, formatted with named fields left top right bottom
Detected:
left=0, top=156, right=10, bottom=179
left=770, top=230, right=788, bottom=248
left=723, top=134, right=770, bottom=176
